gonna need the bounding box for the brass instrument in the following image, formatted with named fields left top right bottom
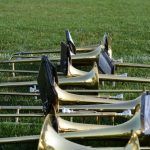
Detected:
left=60, top=42, right=150, bottom=75
left=0, top=92, right=146, bottom=116
left=0, top=61, right=99, bottom=88
left=11, top=30, right=102, bottom=57
left=61, top=107, right=142, bottom=139
left=0, top=57, right=149, bottom=89
left=38, top=92, right=150, bottom=150
left=0, top=89, right=144, bottom=97
left=38, top=112, right=141, bottom=150
left=0, top=119, right=140, bottom=150
left=1, top=39, right=148, bottom=79
left=65, top=30, right=112, bottom=57
left=36, top=56, right=150, bottom=116
left=54, top=83, right=120, bottom=104
left=36, top=57, right=122, bottom=115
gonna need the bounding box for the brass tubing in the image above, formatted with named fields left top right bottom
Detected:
left=0, top=112, right=119, bottom=118
left=0, top=89, right=143, bottom=97
left=12, top=45, right=98, bottom=56
left=2, top=135, right=148, bottom=149
left=0, top=92, right=40, bottom=96
left=99, top=74, right=150, bottom=83
left=67, top=89, right=144, bottom=93
left=37, top=111, right=142, bottom=149
left=0, top=74, right=149, bottom=88
left=115, top=62, right=150, bottom=68
left=0, top=114, right=43, bottom=117
left=0, top=93, right=142, bottom=112
left=0, top=58, right=41, bottom=64
left=0, top=69, right=63, bottom=75
left=0, top=99, right=138, bottom=112
left=0, top=45, right=149, bottom=72
left=0, top=135, right=39, bottom=144
left=0, top=46, right=101, bottom=64
left=0, top=69, right=38, bottom=74
left=62, top=95, right=141, bottom=111
left=61, top=111, right=141, bottom=139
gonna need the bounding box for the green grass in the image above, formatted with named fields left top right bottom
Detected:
left=0, top=0, right=150, bottom=149
left=0, top=0, right=150, bottom=56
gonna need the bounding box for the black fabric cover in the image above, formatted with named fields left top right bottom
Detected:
left=98, top=50, right=115, bottom=74
left=103, top=33, right=109, bottom=53
left=65, top=30, right=76, bottom=54
left=37, top=56, right=58, bottom=116
left=60, top=42, right=71, bottom=75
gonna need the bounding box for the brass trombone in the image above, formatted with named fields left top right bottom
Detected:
left=6, top=42, right=149, bottom=74
left=38, top=92, right=150, bottom=146
left=11, top=30, right=105, bottom=57
left=0, top=41, right=149, bottom=75
left=36, top=56, right=150, bottom=116
left=0, top=57, right=149, bottom=89
left=38, top=107, right=145, bottom=150
left=38, top=115, right=140, bottom=150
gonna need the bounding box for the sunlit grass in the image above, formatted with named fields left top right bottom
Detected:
left=0, top=0, right=150, bottom=149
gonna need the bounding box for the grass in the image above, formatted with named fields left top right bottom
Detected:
left=1, top=0, right=150, bottom=55
left=0, top=0, right=150, bottom=149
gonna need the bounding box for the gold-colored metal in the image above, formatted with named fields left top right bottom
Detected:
left=115, top=62, right=150, bottom=68
left=58, top=117, right=112, bottom=132
left=46, top=93, right=147, bottom=134
left=0, top=45, right=149, bottom=83
left=59, top=63, right=99, bottom=88
left=99, top=74, right=150, bottom=83
left=11, top=31, right=109, bottom=58
left=0, top=133, right=141, bottom=150
left=11, top=44, right=99, bottom=56
left=38, top=112, right=141, bottom=150
left=55, top=83, right=120, bottom=104
left=0, top=89, right=144, bottom=97
left=0, top=135, right=39, bottom=144
left=0, top=46, right=102, bottom=64
left=11, top=42, right=99, bottom=56
left=0, top=62, right=149, bottom=89
left=0, top=69, right=38, bottom=74
left=62, top=110, right=141, bottom=139
left=38, top=92, right=146, bottom=150
left=0, top=93, right=143, bottom=112
left=0, top=63, right=99, bottom=88
left=0, top=44, right=149, bottom=75
left=0, top=111, right=124, bottom=118
left=67, top=62, right=150, bottom=83
left=67, top=60, right=87, bottom=77
left=72, top=61, right=150, bottom=83
left=64, top=94, right=142, bottom=111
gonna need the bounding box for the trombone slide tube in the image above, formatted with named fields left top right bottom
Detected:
left=99, top=74, right=150, bottom=83
left=115, top=62, right=150, bottom=69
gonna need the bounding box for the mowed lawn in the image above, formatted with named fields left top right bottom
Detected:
left=0, top=0, right=150, bottom=149
left=0, top=0, right=150, bottom=58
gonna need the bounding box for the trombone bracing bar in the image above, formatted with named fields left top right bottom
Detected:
left=0, top=134, right=147, bottom=150
left=2, top=97, right=143, bottom=114
left=0, top=135, right=39, bottom=144
left=12, top=45, right=97, bottom=56
left=0, top=93, right=143, bottom=112
left=0, top=89, right=144, bottom=97
left=0, top=112, right=120, bottom=118
left=0, top=62, right=149, bottom=88
left=38, top=113, right=141, bottom=150
left=11, top=30, right=102, bottom=56
left=0, top=45, right=149, bottom=73
left=115, top=62, right=150, bottom=68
